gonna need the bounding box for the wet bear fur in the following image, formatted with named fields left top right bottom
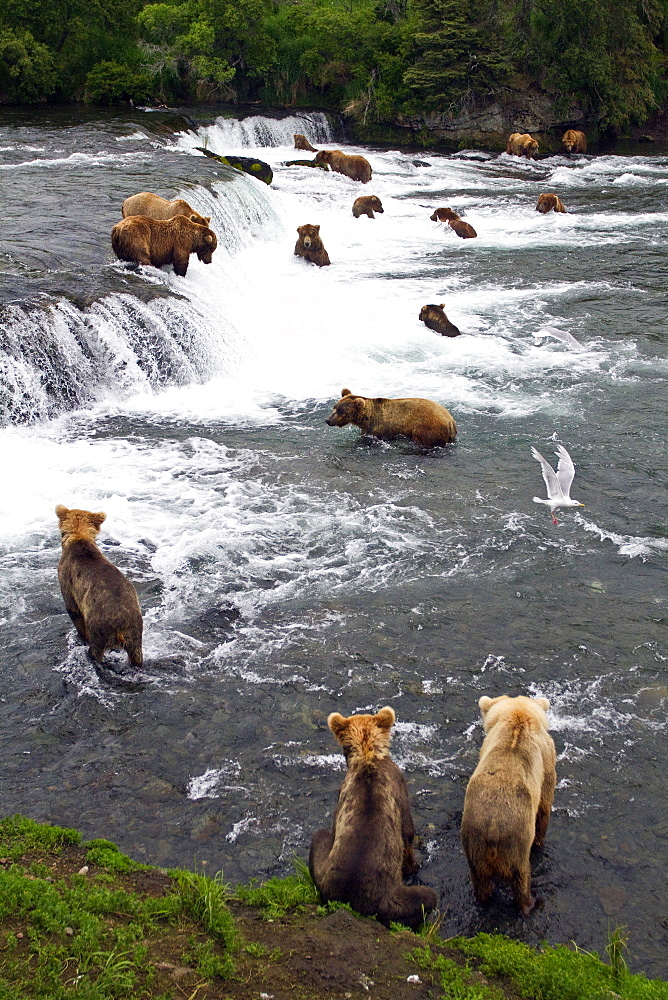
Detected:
left=121, top=192, right=210, bottom=227
left=314, top=149, right=372, bottom=183
left=506, top=132, right=539, bottom=158
left=309, top=706, right=437, bottom=930
left=419, top=303, right=461, bottom=338
left=55, top=505, right=143, bottom=668
left=449, top=218, right=477, bottom=239
left=326, top=388, right=457, bottom=447
left=562, top=129, right=587, bottom=154
left=111, top=215, right=217, bottom=276
left=294, top=224, right=330, bottom=267
left=430, top=207, right=459, bottom=222
left=536, top=193, right=567, bottom=214
left=294, top=133, right=317, bottom=152
left=461, top=695, right=556, bottom=916
left=352, top=195, right=384, bottom=219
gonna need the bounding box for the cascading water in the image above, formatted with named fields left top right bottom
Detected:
left=1, top=107, right=667, bottom=976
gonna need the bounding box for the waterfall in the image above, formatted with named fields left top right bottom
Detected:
left=187, top=111, right=335, bottom=151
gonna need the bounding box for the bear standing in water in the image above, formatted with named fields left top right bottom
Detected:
left=352, top=195, right=384, bottom=219
left=314, top=149, right=372, bottom=183
left=111, top=215, right=217, bottom=276
left=419, top=303, right=461, bottom=338
left=461, top=695, right=556, bottom=915
left=55, top=505, right=143, bottom=668
left=536, top=193, right=567, bottom=214
left=309, top=706, right=437, bottom=930
left=121, top=192, right=210, bottom=227
left=326, top=388, right=457, bottom=447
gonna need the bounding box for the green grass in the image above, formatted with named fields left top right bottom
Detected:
left=410, top=945, right=503, bottom=1000
left=0, top=815, right=81, bottom=861
left=235, top=856, right=319, bottom=919
left=451, top=933, right=668, bottom=1000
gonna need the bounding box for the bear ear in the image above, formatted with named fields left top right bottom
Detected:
left=439, top=303, right=445, bottom=308
left=534, top=697, right=550, bottom=712
left=90, top=512, right=107, bottom=530
left=205, top=216, right=211, bottom=225
left=204, top=234, right=214, bottom=243
left=374, top=706, right=396, bottom=730
left=341, top=388, right=351, bottom=397
left=478, top=696, right=493, bottom=715
left=55, top=504, right=68, bottom=520
left=328, top=712, right=348, bottom=741
left=314, top=225, right=320, bottom=233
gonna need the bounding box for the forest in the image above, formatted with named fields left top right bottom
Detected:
left=1, top=0, right=667, bottom=134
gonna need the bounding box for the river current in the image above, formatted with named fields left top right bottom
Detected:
left=0, top=106, right=666, bottom=976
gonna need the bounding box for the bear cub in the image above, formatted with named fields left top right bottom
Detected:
left=461, top=695, right=556, bottom=915
left=55, top=505, right=143, bottom=668
left=309, top=706, right=437, bottom=930
left=294, top=224, right=330, bottom=267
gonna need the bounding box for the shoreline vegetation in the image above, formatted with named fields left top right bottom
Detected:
left=1, top=0, right=668, bottom=149
left=1, top=815, right=666, bottom=999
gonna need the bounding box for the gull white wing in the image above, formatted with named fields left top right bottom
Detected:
left=531, top=446, right=562, bottom=499
left=555, top=445, right=576, bottom=498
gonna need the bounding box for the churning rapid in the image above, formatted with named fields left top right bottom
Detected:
left=0, top=107, right=667, bottom=975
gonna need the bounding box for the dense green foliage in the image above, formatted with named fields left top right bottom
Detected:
left=0, top=0, right=667, bottom=132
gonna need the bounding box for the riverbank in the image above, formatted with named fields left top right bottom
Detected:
left=1, top=816, right=666, bottom=999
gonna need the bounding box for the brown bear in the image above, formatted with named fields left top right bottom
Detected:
left=536, top=193, right=567, bottom=214
left=294, top=133, right=317, bottom=152
left=121, top=192, right=211, bottom=227
left=111, top=215, right=217, bottom=276
left=419, top=303, right=461, bottom=338
left=562, top=129, right=587, bottom=154
left=55, top=505, right=143, bottom=668
left=314, top=149, right=372, bottom=183
left=294, top=224, right=330, bottom=267
left=309, top=706, right=437, bottom=930
left=449, top=218, right=477, bottom=239
left=506, top=133, right=539, bottom=158
left=352, top=195, right=384, bottom=219
left=430, top=207, right=460, bottom=222
left=461, top=695, right=556, bottom=916
left=326, top=388, right=457, bottom=447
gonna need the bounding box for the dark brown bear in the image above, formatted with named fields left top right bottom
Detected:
left=55, top=505, right=143, bottom=668
left=121, top=192, right=210, bottom=227
left=352, top=195, right=384, bottom=219
left=111, top=215, right=217, bottom=276
left=294, top=224, right=330, bottom=267
left=294, top=133, right=317, bottom=152
left=562, top=129, right=587, bottom=154
left=461, top=695, right=556, bottom=915
left=419, top=303, right=461, bottom=338
left=430, top=207, right=460, bottom=222
left=326, top=388, right=457, bottom=447
left=449, top=218, right=477, bottom=239
left=309, top=706, right=437, bottom=930
left=314, top=149, right=372, bottom=183
left=536, top=193, right=567, bottom=214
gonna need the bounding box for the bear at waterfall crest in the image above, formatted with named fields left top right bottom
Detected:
left=309, top=706, right=437, bottom=930
left=326, top=388, right=456, bottom=447
left=121, top=192, right=210, bottom=227
left=55, top=505, right=143, bottom=668
left=294, top=224, right=330, bottom=266
left=314, top=149, right=372, bottom=183
left=461, top=695, right=556, bottom=915
left=111, top=215, right=217, bottom=276
left=294, top=134, right=317, bottom=152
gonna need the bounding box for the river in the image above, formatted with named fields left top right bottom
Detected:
left=0, top=105, right=666, bottom=976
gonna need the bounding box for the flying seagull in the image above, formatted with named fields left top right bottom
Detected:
left=531, top=444, right=583, bottom=524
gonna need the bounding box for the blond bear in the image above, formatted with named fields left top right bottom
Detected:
left=461, top=695, right=556, bottom=915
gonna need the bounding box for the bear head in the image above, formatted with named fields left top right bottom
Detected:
left=193, top=226, right=217, bottom=263
left=297, top=224, right=321, bottom=249
left=431, top=207, right=458, bottom=222
left=419, top=304, right=446, bottom=322
left=478, top=694, right=550, bottom=733
left=326, top=388, right=366, bottom=427
left=328, top=706, right=395, bottom=762
left=314, top=150, right=334, bottom=166
left=368, top=196, right=383, bottom=213
left=56, top=504, right=106, bottom=542
left=524, top=137, right=539, bottom=156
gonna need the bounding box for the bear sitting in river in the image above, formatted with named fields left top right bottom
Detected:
left=294, top=224, right=330, bottom=266
left=326, top=388, right=457, bottom=447
left=309, top=706, right=437, bottom=930
left=111, top=215, right=217, bottom=276
left=536, top=193, right=567, bottom=214
left=419, top=303, right=461, bottom=338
